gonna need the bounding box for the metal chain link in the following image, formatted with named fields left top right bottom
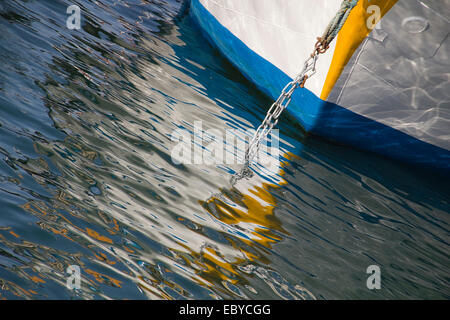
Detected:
left=245, top=53, right=318, bottom=165
left=228, top=55, right=318, bottom=187
left=243, top=0, right=358, bottom=167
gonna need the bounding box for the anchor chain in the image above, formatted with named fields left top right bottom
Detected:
left=243, top=0, right=359, bottom=167
left=245, top=53, right=318, bottom=164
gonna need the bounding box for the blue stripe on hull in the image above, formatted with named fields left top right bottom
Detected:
left=190, top=0, right=450, bottom=173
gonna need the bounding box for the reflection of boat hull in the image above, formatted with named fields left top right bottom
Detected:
left=190, top=0, right=450, bottom=172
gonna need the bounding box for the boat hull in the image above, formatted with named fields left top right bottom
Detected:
left=190, top=0, right=450, bottom=172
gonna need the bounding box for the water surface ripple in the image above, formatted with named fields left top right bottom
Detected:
left=0, top=0, right=448, bottom=299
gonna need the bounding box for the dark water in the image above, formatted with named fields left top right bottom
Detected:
left=0, top=0, right=449, bottom=300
